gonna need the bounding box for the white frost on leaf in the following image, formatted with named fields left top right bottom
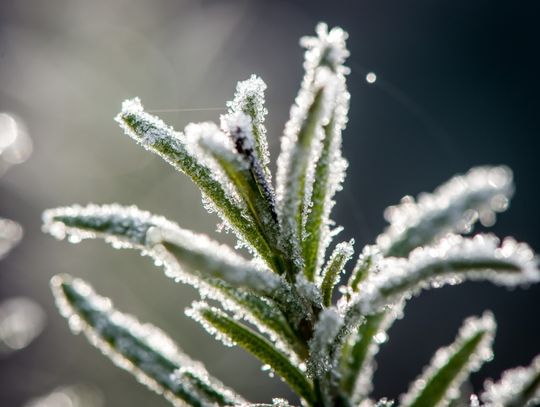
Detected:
left=50, top=275, right=243, bottom=406
left=377, top=166, right=514, bottom=257
left=226, top=75, right=271, bottom=180
left=42, top=204, right=281, bottom=296
left=349, top=234, right=539, bottom=317
left=308, top=308, right=344, bottom=379
left=400, top=312, right=496, bottom=407
left=115, top=97, right=266, bottom=259
left=185, top=301, right=236, bottom=348
left=275, top=23, right=349, bottom=269
left=481, top=354, right=540, bottom=407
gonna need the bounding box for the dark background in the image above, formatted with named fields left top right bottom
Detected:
left=1, top=0, right=539, bottom=405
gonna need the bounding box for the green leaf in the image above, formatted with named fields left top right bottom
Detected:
left=199, top=278, right=308, bottom=360
left=302, top=75, right=349, bottom=282
left=347, top=246, right=378, bottom=294
left=115, top=98, right=276, bottom=267
left=51, top=274, right=244, bottom=406
left=340, top=312, right=386, bottom=399
left=400, top=313, right=496, bottom=407
left=42, top=203, right=282, bottom=297
left=481, top=354, right=540, bottom=407
left=276, top=87, right=328, bottom=270
left=320, top=240, right=354, bottom=307
left=192, top=120, right=289, bottom=275
left=188, top=302, right=315, bottom=405
left=226, top=75, right=272, bottom=183
left=378, top=166, right=514, bottom=258
left=348, top=235, right=539, bottom=318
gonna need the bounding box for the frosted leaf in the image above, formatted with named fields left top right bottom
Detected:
left=51, top=275, right=244, bottom=406
left=187, top=302, right=315, bottom=404
left=186, top=302, right=236, bottom=347
left=377, top=166, right=515, bottom=257
left=152, top=225, right=282, bottom=296
left=340, top=303, right=405, bottom=403
left=43, top=203, right=281, bottom=297
left=347, top=245, right=383, bottom=294
left=226, top=75, right=272, bottom=182
left=303, top=68, right=350, bottom=281
left=220, top=112, right=278, bottom=226
left=400, top=312, right=496, bottom=407
left=299, top=23, right=350, bottom=76
left=0, top=217, right=23, bottom=260
left=275, top=24, right=349, bottom=270
left=308, top=308, right=344, bottom=378
left=115, top=98, right=274, bottom=265
left=307, top=307, right=348, bottom=405
left=192, top=117, right=281, bottom=268
left=481, top=354, right=540, bottom=407
left=0, top=297, right=46, bottom=354
left=350, top=234, right=540, bottom=317
left=319, top=239, right=354, bottom=306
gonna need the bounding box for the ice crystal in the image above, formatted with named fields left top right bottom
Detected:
left=44, top=23, right=540, bottom=407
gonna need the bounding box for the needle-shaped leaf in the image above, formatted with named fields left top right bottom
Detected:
left=42, top=203, right=281, bottom=296
left=187, top=119, right=287, bottom=275
left=400, top=313, right=496, bottom=407
left=187, top=302, right=315, bottom=405
left=275, top=24, right=349, bottom=270
left=51, top=274, right=244, bottom=407
left=226, top=75, right=272, bottom=183
left=340, top=311, right=391, bottom=401
left=347, top=246, right=381, bottom=294
left=320, top=240, right=354, bottom=306
left=349, top=234, right=540, bottom=318
left=377, top=166, right=514, bottom=258
left=115, top=98, right=276, bottom=266
left=481, top=354, right=540, bottom=407
left=303, top=74, right=349, bottom=281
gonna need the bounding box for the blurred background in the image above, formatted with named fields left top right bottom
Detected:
left=1, top=0, right=539, bottom=405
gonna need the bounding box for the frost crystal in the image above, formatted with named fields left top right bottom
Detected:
left=51, top=275, right=243, bottom=406
left=400, top=312, right=496, bottom=407
left=377, top=166, right=514, bottom=257
left=481, top=355, right=540, bottom=407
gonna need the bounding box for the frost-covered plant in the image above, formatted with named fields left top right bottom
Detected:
left=43, top=23, right=540, bottom=407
